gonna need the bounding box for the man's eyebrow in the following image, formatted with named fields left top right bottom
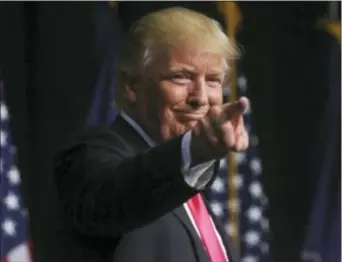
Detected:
left=167, top=64, right=225, bottom=76
left=169, top=64, right=196, bottom=72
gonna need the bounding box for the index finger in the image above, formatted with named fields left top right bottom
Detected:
left=219, top=96, right=249, bottom=122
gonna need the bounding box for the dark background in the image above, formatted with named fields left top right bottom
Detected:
left=0, top=2, right=339, bottom=262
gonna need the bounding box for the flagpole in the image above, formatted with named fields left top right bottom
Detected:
left=217, top=1, right=242, bottom=252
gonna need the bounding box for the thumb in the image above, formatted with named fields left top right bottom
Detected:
left=220, top=96, right=249, bottom=122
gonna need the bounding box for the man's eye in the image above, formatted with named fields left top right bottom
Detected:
left=207, top=78, right=222, bottom=88
left=171, top=75, right=191, bottom=84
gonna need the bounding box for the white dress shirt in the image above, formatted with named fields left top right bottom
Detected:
left=120, top=111, right=228, bottom=261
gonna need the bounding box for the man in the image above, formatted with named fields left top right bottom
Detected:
left=54, top=7, right=249, bottom=262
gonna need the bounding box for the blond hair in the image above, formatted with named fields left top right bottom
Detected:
left=115, top=7, right=239, bottom=109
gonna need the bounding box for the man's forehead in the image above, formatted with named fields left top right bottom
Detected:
left=166, top=47, right=225, bottom=72
left=168, top=62, right=225, bottom=75
left=149, top=45, right=227, bottom=77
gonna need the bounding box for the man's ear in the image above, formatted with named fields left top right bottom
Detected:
left=124, top=84, right=137, bottom=103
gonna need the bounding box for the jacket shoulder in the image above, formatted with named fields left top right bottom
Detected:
left=59, top=125, right=127, bottom=150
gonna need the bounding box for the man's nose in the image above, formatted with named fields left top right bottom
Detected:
left=188, top=79, right=208, bottom=108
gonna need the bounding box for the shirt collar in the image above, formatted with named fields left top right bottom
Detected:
left=119, top=111, right=157, bottom=147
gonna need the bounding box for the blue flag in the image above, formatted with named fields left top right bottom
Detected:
left=0, top=80, right=32, bottom=262
left=301, top=23, right=341, bottom=262
left=87, top=2, right=121, bottom=125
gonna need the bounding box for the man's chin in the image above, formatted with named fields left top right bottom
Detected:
left=178, top=120, right=199, bottom=132
left=159, top=121, right=197, bottom=140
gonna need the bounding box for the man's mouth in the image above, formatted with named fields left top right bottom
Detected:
left=176, top=110, right=207, bottom=121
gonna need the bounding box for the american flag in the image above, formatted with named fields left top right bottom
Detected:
left=208, top=73, right=271, bottom=262
left=0, top=81, right=32, bottom=262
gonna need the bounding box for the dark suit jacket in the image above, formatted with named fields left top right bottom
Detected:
left=54, top=115, right=239, bottom=262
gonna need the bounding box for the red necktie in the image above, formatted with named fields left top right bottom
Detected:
left=187, top=193, right=228, bottom=262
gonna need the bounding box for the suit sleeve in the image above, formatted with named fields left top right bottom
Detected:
left=54, top=128, right=202, bottom=239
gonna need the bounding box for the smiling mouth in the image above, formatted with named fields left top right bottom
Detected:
left=177, top=111, right=206, bottom=121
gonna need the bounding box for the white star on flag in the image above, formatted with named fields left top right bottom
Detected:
left=7, top=167, right=21, bottom=185
left=2, top=219, right=17, bottom=236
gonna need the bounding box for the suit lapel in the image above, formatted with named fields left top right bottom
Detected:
left=173, top=196, right=239, bottom=262
left=172, top=206, right=210, bottom=262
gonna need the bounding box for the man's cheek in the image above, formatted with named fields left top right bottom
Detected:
left=163, top=109, right=176, bottom=122
left=209, top=95, right=223, bottom=106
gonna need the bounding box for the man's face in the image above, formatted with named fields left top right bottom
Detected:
left=132, top=46, right=225, bottom=143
